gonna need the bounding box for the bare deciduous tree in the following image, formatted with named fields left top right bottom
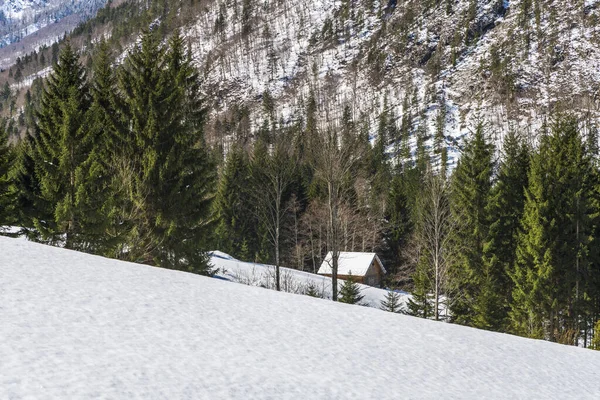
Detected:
left=251, top=137, right=298, bottom=291
left=312, top=128, right=365, bottom=301
left=408, top=169, right=456, bottom=320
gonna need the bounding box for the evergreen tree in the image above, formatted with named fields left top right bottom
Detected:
left=9, top=133, right=46, bottom=239
left=339, top=274, right=365, bottom=304
left=117, top=28, right=215, bottom=273
left=0, top=125, right=13, bottom=227
left=449, top=123, right=495, bottom=327
left=479, top=131, right=530, bottom=331
left=406, top=256, right=434, bottom=318
left=383, top=172, right=413, bottom=286
left=305, top=282, right=322, bottom=298
left=511, top=117, right=595, bottom=343
left=591, top=320, right=600, bottom=350
left=380, top=290, right=403, bottom=313
left=214, top=144, right=256, bottom=260
left=30, top=43, right=91, bottom=248
left=76, top=39, right=121, bottom=254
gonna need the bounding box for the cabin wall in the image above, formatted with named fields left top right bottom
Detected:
left=364, top=261, right=383, bottom=287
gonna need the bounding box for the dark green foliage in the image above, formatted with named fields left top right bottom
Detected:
left=380, top=290, right=403, bottom=313
left=449, top=123, right=495, bottom=327
left=214, top=144, right=256, bottom=260
left=339, top=275, right=365, bottom=304
left=305, top=282, right=322, bottom=298
left=0, top=125, right=14, bottom=227
left=382, top=173, right=413, bottom=285
left=9, top=134, right=45, bottom=239
left=76, top=39, right=121, bottom=254
left=480, top=131, right=530, bottom=331
left=511, top=117, right=596, bottom=343
left=30, top=43, right=91, bottom=248
left=116, top=29, right=215, bottom=273
left=592, top=320, right=600, bottom=350
left=406, top=258, right=434, bottom=318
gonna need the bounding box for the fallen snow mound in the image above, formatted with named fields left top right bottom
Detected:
left=1, top=237, right=599, bottom=399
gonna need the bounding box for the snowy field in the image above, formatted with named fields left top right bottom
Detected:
left=1, top=237, right=600, bottom=399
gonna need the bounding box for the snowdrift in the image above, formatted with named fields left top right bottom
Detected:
left=1, top=237, right=599, bottom=399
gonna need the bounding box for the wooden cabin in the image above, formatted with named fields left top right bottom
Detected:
left=317, top=252, right=386, bottom=287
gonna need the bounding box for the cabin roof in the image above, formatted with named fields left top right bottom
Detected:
left=317, top=252, right=386, bottom=276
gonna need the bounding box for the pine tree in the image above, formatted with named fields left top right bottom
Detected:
left=449, top=123, right=495, bottom=327
left=511, top=117, right=595, bottom=343
left=380, top=290, right=403, bottom=313
left=305, top=282, right=322, bottom=298
left=383, top=173, right=413, bottom=286
left=591, top=320, right=600, bottom=350
left=406, top=256, right=434, bottom=318
left=9, top=133, right=45, bottom=239
left=76, top=39, right=120, bottom=254
left=214, top=144, right=256, bottom=259
left=479, top=131, right=530, bottom=331
left=0, top=124, right=14, bottom=227
left=339, top=274, right=365, bottom=304
left=117, top=28, right=215, bottom=273
left=30, top=42, right=91, bottom=248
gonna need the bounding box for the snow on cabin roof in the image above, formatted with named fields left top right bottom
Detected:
left=317, top=252, right=386, bottom=277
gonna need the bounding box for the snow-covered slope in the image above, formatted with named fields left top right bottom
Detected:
left=178, top=0, right=600, bottom=162
left=1, top=236, right=600, bottom=399
left=210, top=250, right=409, bottom=310
left=0, top=0, right=107, bottom=67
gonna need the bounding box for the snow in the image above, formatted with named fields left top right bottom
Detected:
left=211, top=251, right=403, bottom=309
left=1, top=236, right=600, bottom=399
left=317, top=251, right=385, bottom=276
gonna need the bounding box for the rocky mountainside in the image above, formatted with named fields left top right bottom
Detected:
left=0, top=0, right=106, bottom=67
left=5, top=0, right=600, bottom=163
left=178, top=0, right=600, bottom=165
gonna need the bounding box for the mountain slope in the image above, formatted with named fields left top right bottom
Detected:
left=4, top=0, right=600, bottom=160
left=0, top=0, right=107, bottom=67
left=210, top=250, right=412, bottom=310
left=182, top=0, right=600, bottom=162
left=1, top=236, right=599, bottom=399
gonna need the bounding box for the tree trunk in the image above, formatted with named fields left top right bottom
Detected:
left=329, top=181, right=339, bottom=302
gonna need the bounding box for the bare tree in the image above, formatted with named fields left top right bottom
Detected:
left=312, top=128, right=365, bottom=301
left=251, top=136, right=298, bottom=291
left=408, top=169, right=457, bottom=320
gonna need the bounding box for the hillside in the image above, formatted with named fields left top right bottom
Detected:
left=3, top=1, right=600, bottom=157
left=1, top=236, right=599, bottom=399
left=210, top=250, right=413, bottom=310
left=0, top=0, right=107, bottom=68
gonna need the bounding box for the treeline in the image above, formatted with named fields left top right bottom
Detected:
left=406, top=120, right=600, bottom=347
left=0, top=28, right=215, bottom=273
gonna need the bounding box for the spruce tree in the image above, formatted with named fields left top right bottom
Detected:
left=591, top=320, right=600, bottom=350
left=76, top=39, right=121, bottom=254
left=406, top=254, right=434, bottom=318
left=339, top=274, right=365, bottom=304
left=449, top=123, right=495, bottom=327
left=9, top=133, right=46, bottom=239
left=214, top=144, right=256, bottom=259
left=380, top=290, right=403, bottom=313
left=511, top=117, right=595, bottom=342
left=30, top=42, right=91, bottom=248
left=305, top=282, right=322, bottom=298
left=479, top=131, right=530, bottom=331
left=0, top=124, right=13, bottom=227
left=117, top=28, right=215, bottom=273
